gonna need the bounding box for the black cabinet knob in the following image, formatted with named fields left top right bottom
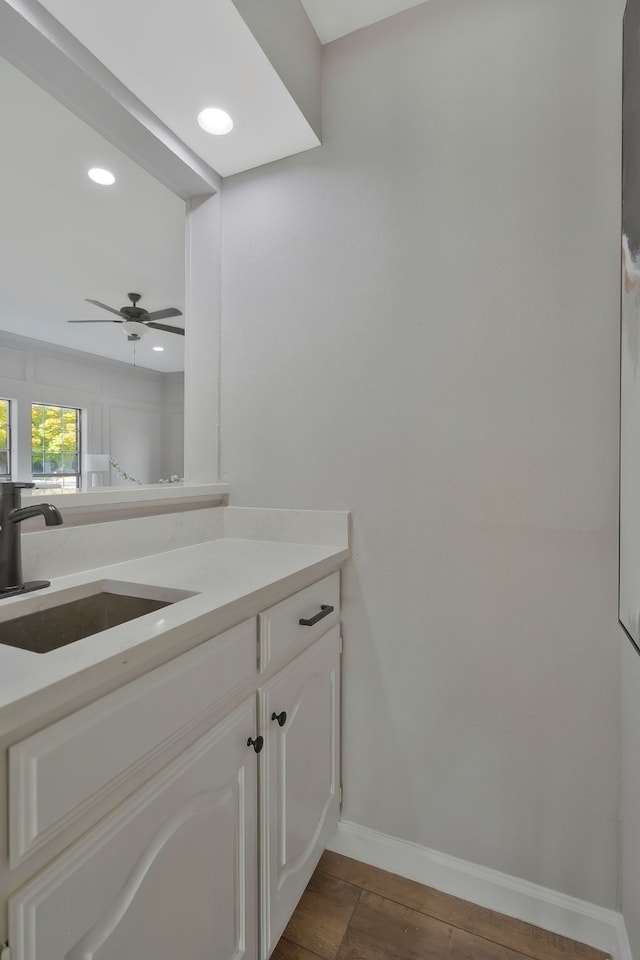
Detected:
left=271, top=711, right=287, bottom=727
left=247, top=735, right=264, bottom=754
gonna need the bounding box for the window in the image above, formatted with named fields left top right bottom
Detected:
left=31, top=404, right=81, bottom=490
left=0, top=399, right=11, bottom=479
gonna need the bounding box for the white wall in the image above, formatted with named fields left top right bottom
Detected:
left=0, top=330, right=183, bottom=484
left=622, top=640, right=640, bottom=956
left=221, top=0, right=623, bottom=908
left=184, top=194, right=221, bottom=483
left=163, top=371, right=185, bottom=479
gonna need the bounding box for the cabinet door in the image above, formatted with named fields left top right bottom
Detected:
left=8, top=697, right=259, bottom=960
left=260, top=627, right=341, bottom=959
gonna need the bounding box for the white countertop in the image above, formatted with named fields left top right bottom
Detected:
left=0, top=510, right=349, bottom=736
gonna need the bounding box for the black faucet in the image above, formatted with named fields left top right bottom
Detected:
left=0, top=482, right=64, bottom=597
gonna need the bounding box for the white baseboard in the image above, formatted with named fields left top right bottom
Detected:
left=327, top=820, right=632, bottom=960
left=616, top=917, right=635, bottom=960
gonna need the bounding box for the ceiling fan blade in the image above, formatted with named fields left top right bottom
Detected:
left=145, top=308, right=183, bottom=321
left=67, top=318, right=122, bottom=323
left=85, top=298, right=125, bottom=317
left=145, top=321, right=185, bottom=336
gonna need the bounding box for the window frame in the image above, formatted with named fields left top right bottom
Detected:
left=31, top=402, right=83, bottom=490
left=0, top=398, right=11, bottom=480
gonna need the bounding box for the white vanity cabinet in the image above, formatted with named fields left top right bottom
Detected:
left=8, top=699, right=259, bottom=960
left=3, top=570, right=342, bottom=960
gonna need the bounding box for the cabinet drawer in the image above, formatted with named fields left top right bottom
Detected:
left=9, top=618, right=257, bottom=867
left=259, top=572, right=340, bottom=673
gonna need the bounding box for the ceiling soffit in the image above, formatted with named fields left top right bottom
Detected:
left=38, top=0, right=321, bottom=178
left=300, top=0, right=429, bottom=44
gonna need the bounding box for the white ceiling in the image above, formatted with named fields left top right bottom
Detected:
left=300, top=0, right=429, bottom=43
left=38, top=0, right=320, bottom=178
left=0, top=57, right=186, bottom=373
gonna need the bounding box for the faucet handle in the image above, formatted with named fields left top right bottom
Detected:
left=0, top=482, right=35, bottom=503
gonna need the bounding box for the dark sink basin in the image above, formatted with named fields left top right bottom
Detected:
left=0, top=588, right=184, bottom=654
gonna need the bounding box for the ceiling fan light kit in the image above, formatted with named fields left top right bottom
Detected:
left=120, top=320, right=146, bottom=340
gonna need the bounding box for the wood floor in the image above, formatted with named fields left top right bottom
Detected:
left=272, top=852, right=610, bottom=960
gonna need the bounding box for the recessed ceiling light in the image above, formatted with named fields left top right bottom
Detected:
left=88, top=167, right=115, bottom=186
left=197, top=107, right=233, bottom=136
left=152, top=345, right=164, bottom=352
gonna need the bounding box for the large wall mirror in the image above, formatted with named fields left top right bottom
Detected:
left=620, top=0, right=640, bottom=652
left=0, top=54, right=186, bottom=491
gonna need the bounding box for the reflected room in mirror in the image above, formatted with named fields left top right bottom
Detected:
left=0, top=56, right=185, bottom=493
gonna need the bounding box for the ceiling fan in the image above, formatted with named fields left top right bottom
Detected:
left=68, top=293, right=184, bottom=341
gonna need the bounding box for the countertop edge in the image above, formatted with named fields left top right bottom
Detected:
left=24, top=483, right=231, bottom=509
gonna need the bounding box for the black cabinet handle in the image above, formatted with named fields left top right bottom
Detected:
left=271, top=711, right=287, bottom=727
left=299, top=604, right=334, bottom=627
left=247, top=735, right=264, bottom=754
